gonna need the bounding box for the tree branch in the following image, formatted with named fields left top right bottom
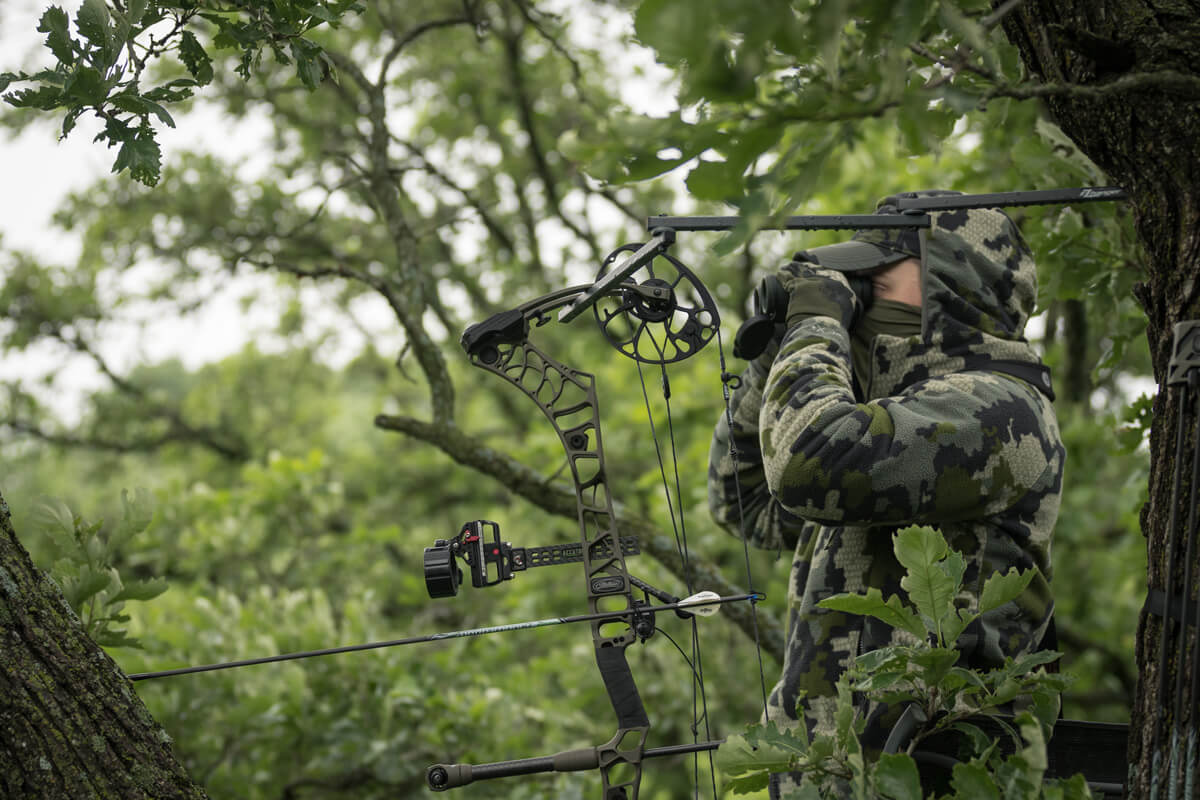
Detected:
left=499, top=28, right=602, bottom=262
left=324, top=47, right=458, bottom=423
left=980, top=0, right=1028, bottom=31
left=391, top=136, right=518, bottom=254
left=377, top=16, right=476, bottom=86
left=983, top=70, right=1200, bottom=104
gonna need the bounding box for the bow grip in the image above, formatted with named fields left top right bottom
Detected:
left=596, top=644, right=650, bottom=729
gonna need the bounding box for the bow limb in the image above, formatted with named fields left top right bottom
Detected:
left=463, top=292, right=649, bottom=799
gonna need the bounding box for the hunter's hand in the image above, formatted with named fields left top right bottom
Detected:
left=778, top=262, right=861, bottom=330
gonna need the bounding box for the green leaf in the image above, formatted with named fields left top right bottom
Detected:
left=108, top=92, right=176, bottom=128
left=62, top=65, right=107, bottom=105
left=127, top=0, right=149, bottom=25
left=895, top=526, right=959, bottom=640
left=64, top=564, right=115, bottom=609
left=111, top=124, right=162, bottom=186
left=945, top=666, right=988, bottom=692
left=38, top=6, right=75, bottom=65
left=819, top=587, right=925, bottom=639
left=1010, top=648, right=1064, bottom=675
left=950, top=760, right=1001, bottom=800
left=978, top=566, right=1036, bottom=614
left=143, top=79, right=198, bottom=104
left=950, top=722, right=994, bottom=757
left=92, top=628, right=142, bottom=648
left=112, top=577, right=168, bottom=602
left=291, top=40, right=328, bottom=89
left=33, top=497, right=79, bottom=556
left=1016, top=712, right=1049, bottom=773
left=76, top=0, right=116, bottom=64
left=909, top=646, right=960, bottom=686
left=305, top=5, right=338, bottom=23
left=716, top=722, right=800, bottom=786
left=179, top=31, right=214, bottom=86
left=5, top=85, right=66, bottom=110
left=874, top=753, right=921, bottom=800
left=940, top=606, right=976, bottom=647
left=852, top=646, right=905, bottom=673
left=686, top=158, right=746, bottom=202
left=110, top=488, right=155, bottom=547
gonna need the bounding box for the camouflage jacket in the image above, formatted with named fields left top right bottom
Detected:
left=708, top=207, right=1065, bottom=745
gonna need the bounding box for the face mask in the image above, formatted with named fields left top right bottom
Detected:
left=851, top=299, right=923, bottom=390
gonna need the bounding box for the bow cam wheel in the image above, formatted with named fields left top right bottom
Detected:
left=592, top=243, right=720, bottom=365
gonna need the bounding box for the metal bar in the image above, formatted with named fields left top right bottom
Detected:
left=893, top=186, right=1127, bottom=210
left=428, top=739, right=724, bottom=790
left=558, top=231, right=671, bottom=323
left=642, top=214, right=930, bottom=232
left=641, top=187, right=1128, bottom=233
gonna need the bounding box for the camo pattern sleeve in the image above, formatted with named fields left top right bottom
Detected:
left=708, top=337, right=809, bottom=552
left=760, top=317, right=1061, bottom=528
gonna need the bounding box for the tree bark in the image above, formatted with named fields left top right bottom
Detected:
left=0, top=491, right=207, bottom=800
left=1001, top=2, right=1200, bottom=796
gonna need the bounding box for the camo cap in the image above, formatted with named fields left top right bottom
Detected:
left=795, top=190, right=964, bottom=272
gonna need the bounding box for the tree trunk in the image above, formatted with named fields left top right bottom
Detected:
left=1001, top=2, right=1200, bottom=796
left=0, top=491, right=207, bottom=800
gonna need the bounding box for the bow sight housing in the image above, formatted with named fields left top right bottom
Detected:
left=424, top=520, right=642, bottom=599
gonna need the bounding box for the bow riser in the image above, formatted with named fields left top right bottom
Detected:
left=470, top=336, right=649, bottom=798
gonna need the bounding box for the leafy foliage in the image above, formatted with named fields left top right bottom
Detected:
left=30, top=488, right=167, bottom=648
left=2, top=0, right=363, bottom=184
left=717, top=527, right=1086, bottom=798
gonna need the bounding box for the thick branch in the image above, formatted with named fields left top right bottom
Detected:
left=983, top=70, right=1200, bottom=103
left=1, top=419, right=237, bottom=459
left=325, top=49, right=457, bottom=421
left=373, top=412, right=786, bottom=664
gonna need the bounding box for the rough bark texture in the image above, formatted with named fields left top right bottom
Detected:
left=0, top=491, right=207, bottom=800
left=1001, top=2, right=1200, bottom=797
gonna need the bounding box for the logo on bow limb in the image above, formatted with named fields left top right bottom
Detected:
left=423, top=232, right=764, bottom=799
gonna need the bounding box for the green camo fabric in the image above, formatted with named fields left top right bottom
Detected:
left=708, top=207, right=1065, bottom=760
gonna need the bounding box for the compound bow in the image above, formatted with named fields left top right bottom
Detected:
left=423, top=232, right=761, bottom=799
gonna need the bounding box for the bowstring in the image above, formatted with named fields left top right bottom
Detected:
left=714, top=326, right=772, bottom=719
left=633, top=321, right=718, bottom=800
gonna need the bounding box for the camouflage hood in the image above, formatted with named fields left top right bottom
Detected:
left=859, top=207, right=1043, bottom=399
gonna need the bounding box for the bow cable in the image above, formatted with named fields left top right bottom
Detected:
left=715, top=326, right=772, bottom=719
left=633, top=324, right=718, bottom=799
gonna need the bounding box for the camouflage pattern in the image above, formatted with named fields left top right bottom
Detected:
left=778, top=263, right=861, bottom=330
left=708, top=207, right=1064, bottom=793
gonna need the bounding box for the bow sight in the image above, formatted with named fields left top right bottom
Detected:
left=424, top=520, right=643, bottom=600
